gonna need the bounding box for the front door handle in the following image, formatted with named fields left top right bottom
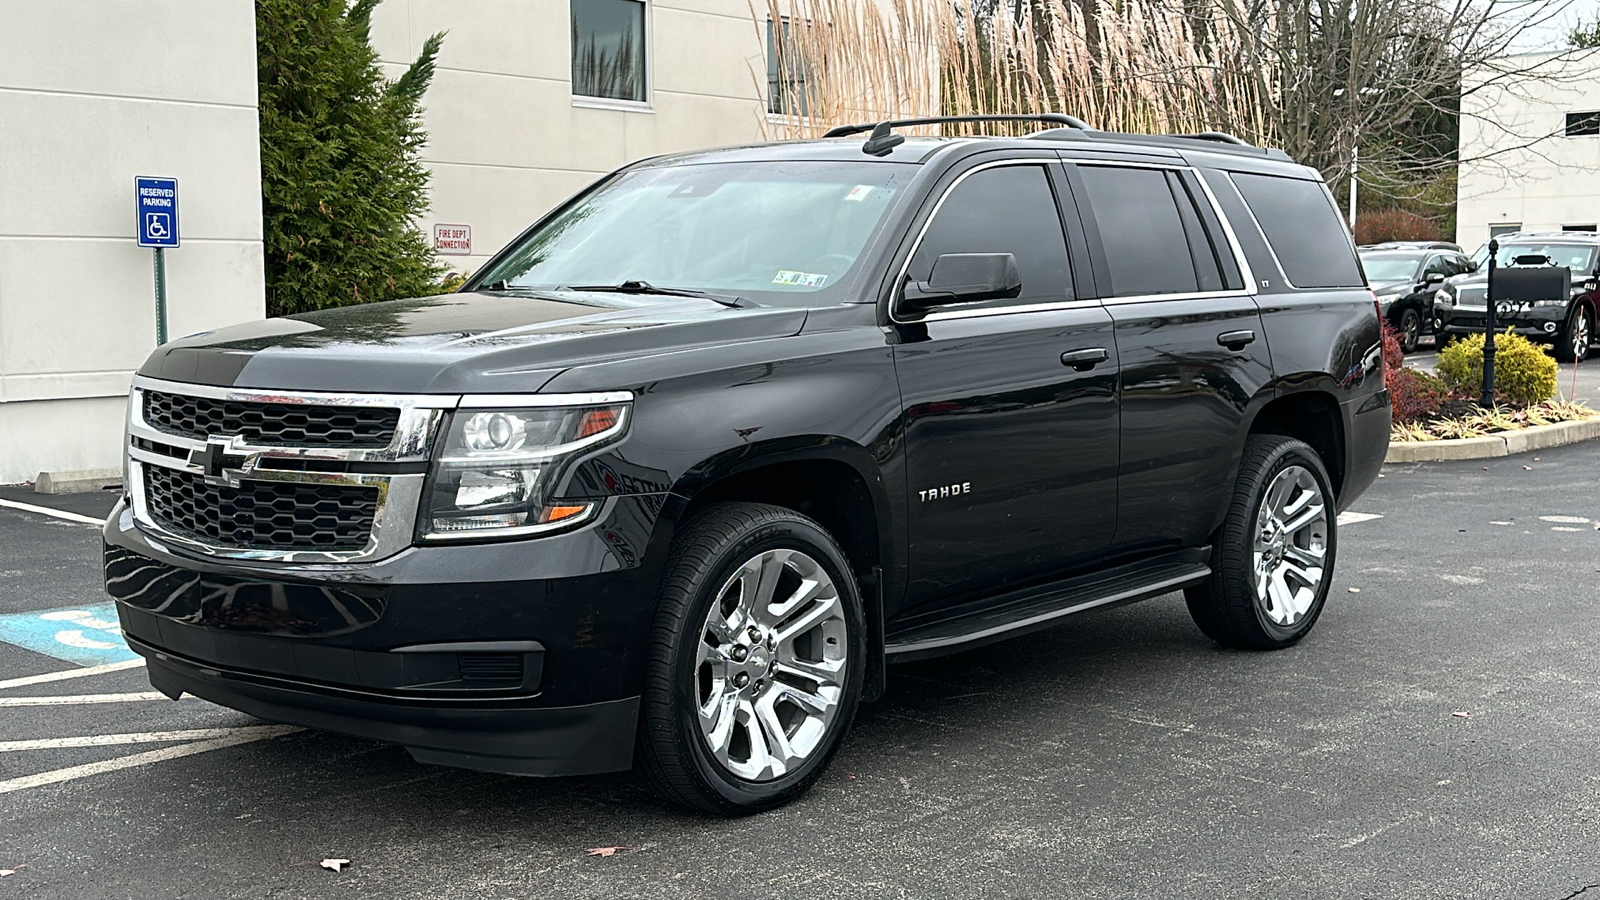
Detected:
left=1060, top=347, right=1110, bottom=371
left=1218, top=329, right=1256, bottom=350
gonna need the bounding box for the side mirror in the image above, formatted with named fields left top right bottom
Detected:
left=901, top=253, right=1022, bottom=314
left=1425, top=272, right=1446, bottom=286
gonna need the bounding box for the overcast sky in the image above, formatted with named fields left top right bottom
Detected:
left=1512, top=0, right=1600, bottom=51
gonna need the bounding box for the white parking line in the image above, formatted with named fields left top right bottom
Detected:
left=0, top=692, right=169, bottom=707
left=1337, top=512, right=1384, bottom=525
left=0, top=498, right=105, bottom=527
left=0, top=726, right=301, bottom=795
left=0, top=727, right=277, bottom=752
left=0, top=659, right=145, bottom=691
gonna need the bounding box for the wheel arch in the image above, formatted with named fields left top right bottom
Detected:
left=657, top=439, right=898, bottom=701
left=1243, top=388, right=1347, bottom=500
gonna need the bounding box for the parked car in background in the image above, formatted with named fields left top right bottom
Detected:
left=1357, top=244, right=1474, bottom=352
left=1435, top=232, right=1600, bottom=362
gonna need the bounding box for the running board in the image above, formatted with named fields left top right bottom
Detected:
left=883, top=549, right=1211, bottom=663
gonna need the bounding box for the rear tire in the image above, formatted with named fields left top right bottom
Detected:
left=1185, top=435, right=1337, bottom=650
left=637, top=502, right=866, bottom=815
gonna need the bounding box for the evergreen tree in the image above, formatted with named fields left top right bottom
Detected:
left=256, top=0, right=446, bottom=317
left=1572, top=16, right=1600, bottom=49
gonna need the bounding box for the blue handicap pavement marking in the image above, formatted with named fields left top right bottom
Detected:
left=0, top=601, right=139, bottom=666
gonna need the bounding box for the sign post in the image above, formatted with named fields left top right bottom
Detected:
left=135, top=176, right=180, bottom=344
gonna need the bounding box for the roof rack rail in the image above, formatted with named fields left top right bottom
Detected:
left=822, top=114, right=1094, bottom=140
left=1170, top=131, right=1252, bottom=146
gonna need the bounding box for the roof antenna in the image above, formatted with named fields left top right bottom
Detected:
left=861, top=122, right=905, bottom=157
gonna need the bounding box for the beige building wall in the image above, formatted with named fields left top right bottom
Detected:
left=0, top=0, right=266, bottom=484
left=369, top=0, right=786, bottom=276
left=1459, top=49, right=1600, bottom=248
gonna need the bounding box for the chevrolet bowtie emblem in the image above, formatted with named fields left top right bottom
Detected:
left=188, top=437, right=244, bottom=484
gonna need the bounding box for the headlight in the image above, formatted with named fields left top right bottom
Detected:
left=1530, top=298, right=1568, bottom=307
left=423, top=400, right=629, bottom=540
left=1434, top=289, right=1453, bottom=306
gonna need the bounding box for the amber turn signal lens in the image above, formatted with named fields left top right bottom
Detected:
left=576, top=408, right=621, bottom=438
left=539, top=504, right=592, bottom=524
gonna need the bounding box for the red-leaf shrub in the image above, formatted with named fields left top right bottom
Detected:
left=1354, top=209, right=1442, bottom=246
left=1381, top=320, right=1448, bottom=422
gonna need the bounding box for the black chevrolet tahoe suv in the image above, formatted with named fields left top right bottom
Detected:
left=1434, top=232, right=1599, bottom=362
left=104, top=116, right=1390, bottom=814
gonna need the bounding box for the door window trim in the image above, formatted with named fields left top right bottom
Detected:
left=1068, top=158, right=1259, bottom=306
left=888, top=158, right=1100, bottom=325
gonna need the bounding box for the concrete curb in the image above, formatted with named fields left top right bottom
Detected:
left=34, top=468, right=123, bottom=495
left=1386, top=418, right=1600, bottom=463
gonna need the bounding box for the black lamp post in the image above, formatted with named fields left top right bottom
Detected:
left=1481, top=238, right=1498, bottom=408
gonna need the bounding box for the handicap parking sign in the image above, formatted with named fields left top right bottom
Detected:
left=135, top=176, right=180, bottom=248
left=0, top=601, right=139, bottom=666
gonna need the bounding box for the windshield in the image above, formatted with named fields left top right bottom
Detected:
left=1359, top=252, right=1423, bottom=283
left=474, top=161, right=913, bottom=304
left=1494, top=242, right=1596, bottom=272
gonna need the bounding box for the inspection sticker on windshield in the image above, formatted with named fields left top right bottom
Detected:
left=843, top=185, right=876, bottom=202
left=773, top=270, right=828, bottom=287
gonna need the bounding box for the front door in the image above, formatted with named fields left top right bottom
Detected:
left=891, top=160, right=1120, bottom=612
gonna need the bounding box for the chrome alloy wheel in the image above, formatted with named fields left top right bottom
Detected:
left=1251, top=465, right=1329, bottom=628
left=1573, top=311, right=1592, bottom=360
left=694, top=548, right=848, bottom=782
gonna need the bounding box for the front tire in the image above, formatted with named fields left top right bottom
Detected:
left=1395, top=307, right=1421, bottom=354
left=1555, top=305, right=1593, bottom=363
left=1185, top=435, right=1337, bottom=650
left=637, top=502, right=866, bottom=815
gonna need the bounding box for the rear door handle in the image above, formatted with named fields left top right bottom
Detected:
left=1060, top=348, right=1110, bottom=370
left=1218, top=329, right=1256, bottom=349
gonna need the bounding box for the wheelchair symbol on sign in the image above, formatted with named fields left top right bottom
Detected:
left=144, top=212, right=171, bottom=240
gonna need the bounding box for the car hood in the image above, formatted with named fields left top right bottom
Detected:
left=138, top=291, right=810, bottom=394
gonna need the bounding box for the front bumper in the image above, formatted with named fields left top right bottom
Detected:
left=1436, top=305, right=1566, bottom=342
left=103, top=493, right=678, bottom=776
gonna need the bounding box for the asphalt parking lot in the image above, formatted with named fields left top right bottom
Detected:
left=2, top=436, right=1600, bottom=899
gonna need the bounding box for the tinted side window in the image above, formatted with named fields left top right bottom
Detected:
left=1424, top=255, right=1449, bottom=277
left=908, top=165, right=1072, bottom=308
left=1076, top=165, right=1199, bottom=296
left=1230, top=172, right=1364, bottom=289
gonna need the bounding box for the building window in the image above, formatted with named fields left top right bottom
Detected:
left=767, top=17, right=811, bottom=117
left=1489, top=224, right=1521, bottom=239
left=1566, top=111, right=1600, bottom=136
left=1565, top=224, right=1598, bottom=232
left=572, top=0, right=647, bottom=104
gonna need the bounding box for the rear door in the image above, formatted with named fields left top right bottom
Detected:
left=1062, top=160, right=1273, bottom=554
left=889, top=157, right=1120, bottom=613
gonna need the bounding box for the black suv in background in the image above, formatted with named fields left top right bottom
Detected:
left=1357, top=242, right=1474, bottom=353
left=1435, top=232, right=1600, bottom=362
left=104, top=115, right=1389, bottom=814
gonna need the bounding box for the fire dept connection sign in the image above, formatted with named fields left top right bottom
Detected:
left=433, top=223, right=472, bottom=255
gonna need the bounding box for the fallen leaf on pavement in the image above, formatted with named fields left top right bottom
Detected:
left=586, top=847, right=628, bottom=858
left=1451, top=711, right=1470, bottom=718
left=320, top=859, right=351, bottom=873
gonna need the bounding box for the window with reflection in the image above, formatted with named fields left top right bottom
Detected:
left=572, top=0, right=647, bottom=103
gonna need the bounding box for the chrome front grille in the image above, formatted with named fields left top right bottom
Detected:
left=127, top=377, right=452, bottom=564
left=143, top=390, right=400, bottom=448
left=144, top=466, right=379, bottom=551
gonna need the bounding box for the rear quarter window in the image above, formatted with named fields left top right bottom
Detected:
left=1230, top=172, right=1364, bottom=289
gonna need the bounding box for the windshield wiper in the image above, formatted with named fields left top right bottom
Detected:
left=561, top=280, right=753, bottom=308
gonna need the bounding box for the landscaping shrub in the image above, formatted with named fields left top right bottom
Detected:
left=1380, top=320, right=1447, bottom=423
left=1354, top=209, right=1442, bottom=245
left=257, top=0, right=447, bottom=317
left=1435, top=331, right=1558, bottom=407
